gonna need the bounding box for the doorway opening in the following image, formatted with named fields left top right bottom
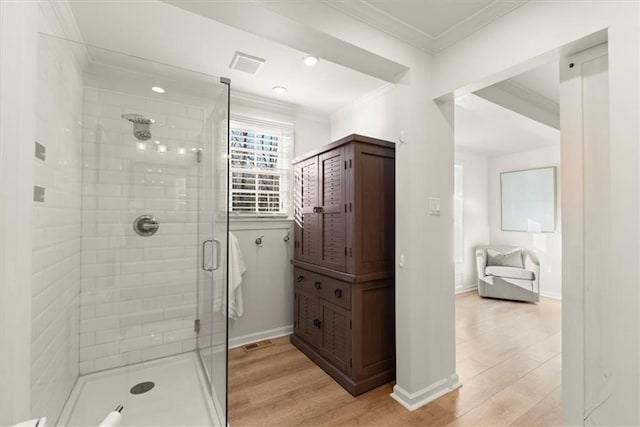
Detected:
left=447, top=33, right=610, bottom=425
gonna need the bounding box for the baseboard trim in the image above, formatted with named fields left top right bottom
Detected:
left=455, top=286, right=478, bottom=295
left=540, top=292, right=562, bottom=300
left=390, top=374, right=460, bottom=411
left=229, top=325, right=293, bottom=349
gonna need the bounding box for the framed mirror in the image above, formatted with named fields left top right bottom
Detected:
left=501, top=166, right=556, bottom=232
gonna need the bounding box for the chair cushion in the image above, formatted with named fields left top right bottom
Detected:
left=487, top=249, right=524, bottom=268
left=485, top=266, right=534, bottom=280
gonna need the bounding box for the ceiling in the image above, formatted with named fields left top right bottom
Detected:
left=327, top=0, right=528, bottom=52
left=455, top=93, right=559, bottom=156
left=67, top=0, right=389, bottom=115
left=66, top=0, right=537, bottom=114
left=507, top=61, right=559, bottom=104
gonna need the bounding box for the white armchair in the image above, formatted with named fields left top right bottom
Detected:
left=476, top=245, right=540, bottom=303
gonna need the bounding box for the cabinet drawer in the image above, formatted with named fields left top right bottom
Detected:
left=294, top=267, right=351, bottom=310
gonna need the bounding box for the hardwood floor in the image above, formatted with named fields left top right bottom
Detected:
left=228, top=292, right=562, bottom=426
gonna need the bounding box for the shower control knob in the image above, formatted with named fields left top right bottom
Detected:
left=133, top=215, right=159, bottom=237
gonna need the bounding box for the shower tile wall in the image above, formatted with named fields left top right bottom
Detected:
left=32, top=37, right=83, bottom=421
left=79, top=87, right=206, bottom=373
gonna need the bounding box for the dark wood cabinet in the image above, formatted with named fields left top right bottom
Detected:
left=291, top=134, right=395, bottom=396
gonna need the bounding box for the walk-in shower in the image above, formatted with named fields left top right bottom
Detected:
left=34, top=33, right=230, bottom=426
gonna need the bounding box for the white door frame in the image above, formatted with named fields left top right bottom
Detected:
left=560, top=43, right=610, bottom=425
left=0, top=1, right=37, bottom=424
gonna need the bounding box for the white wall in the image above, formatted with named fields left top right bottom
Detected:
left=31, top=30, right=84, bottom=423
left=293, top=110, right=332, bottom=157
left=432, top=1, right=639, bottom=423
left=227, top=94, right=330, bottom=345
left=330, top=84, right=397, bottom=142
left=454, top=149, right=489, bottom=291
left=0, top=1, right=38, bottom=424
left=228, top=222, right=294, bottom=347
left=488, top=146, right=561, bottom=299
left=325, top=40, right=458, bottom=407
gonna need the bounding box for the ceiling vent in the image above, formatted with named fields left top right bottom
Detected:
left=229, top=52, right=266, bottom=75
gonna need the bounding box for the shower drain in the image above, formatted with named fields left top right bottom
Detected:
left=130, top=381, right=155, bottom=395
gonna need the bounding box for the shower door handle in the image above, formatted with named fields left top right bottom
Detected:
left=212, top=239, right=222, bottom=271
left=202, top=239, right=214, bottom=272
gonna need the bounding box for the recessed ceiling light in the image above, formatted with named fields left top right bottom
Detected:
left=303, top=55, right=319, bottom=66
left=152, top=86, right=165, bottom=94
left=157, top=144, right=167, bottom=153
left=272, top=86, right=287, bottom=95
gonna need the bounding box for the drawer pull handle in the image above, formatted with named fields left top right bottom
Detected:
left=313, top=319, right=322, bottom=328
left=297, top=275, right=304, bottom=283
left=334, top=289, right=343, bottom=298
left=314, top=281, right=321, bottom=290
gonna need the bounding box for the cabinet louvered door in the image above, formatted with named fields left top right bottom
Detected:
left=294, top=290, right=321, bottom=349
left=294, top=157, right=320, bottom=264
left=318, top=148, right=346, bottom=271
left=320, top=300, right=351, bottom=374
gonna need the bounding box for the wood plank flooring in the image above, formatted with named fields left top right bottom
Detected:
left=228, top=292, right=562, bottom=426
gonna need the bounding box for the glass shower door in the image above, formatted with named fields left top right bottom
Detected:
left=196, top=79, right=229, bottom=426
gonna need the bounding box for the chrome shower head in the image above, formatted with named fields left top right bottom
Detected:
left=122, top=113, right=155, bottom=141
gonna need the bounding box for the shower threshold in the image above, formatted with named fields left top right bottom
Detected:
left=58, top=352, right=220, bottom=426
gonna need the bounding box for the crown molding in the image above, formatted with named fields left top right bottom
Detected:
left=324, top=0, right=434, bottom=53
left=433, top=0, right=529, bottom=52
left=231, top=90, right=296, bottom=114
left=325, top=0, right=529, bottom=54
left=47, top=0, right=84, bottom=42
left=231, top=90, right=330, bottom=124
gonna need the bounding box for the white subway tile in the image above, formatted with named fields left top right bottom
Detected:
left=164, top=328, right=195, bottom=343
left=182, top=338, right=197, bottom=352
left=76, top=87, right=206, bottom=374
left=141, top=342, right=182, bottom=362
left=79, top=360, right=95, bottom=375
left=119, top=334, right=163, bottom=353
left=79, top=341, right=119, bottom=362
left=80, top=332, right=95, bottom=347
left=80, top=316, right=119, bottom=332
left=119, top=310, right=163, bottom=328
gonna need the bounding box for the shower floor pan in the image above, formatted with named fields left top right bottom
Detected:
left=58, top=352, right=220, bottom=426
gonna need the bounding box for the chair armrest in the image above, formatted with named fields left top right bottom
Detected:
left=524, top=251, right=540, bottom=292
left=524, top=251, right=539, bottom=274
left=475, top=249, right=487, bottom=279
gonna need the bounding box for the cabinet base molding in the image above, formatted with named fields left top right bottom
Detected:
left=291, top=334, right=395, bottom=396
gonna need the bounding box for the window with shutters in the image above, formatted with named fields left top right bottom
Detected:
left=229, top=117, right=293, bottom=216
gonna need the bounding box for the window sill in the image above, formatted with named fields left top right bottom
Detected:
left=229, top=216, right=292, bottom=231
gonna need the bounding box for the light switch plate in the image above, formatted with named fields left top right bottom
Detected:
left=428, top=197, right=441, bottom=216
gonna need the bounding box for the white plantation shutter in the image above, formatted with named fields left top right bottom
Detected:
left=229, top=117, right=293, bottom=216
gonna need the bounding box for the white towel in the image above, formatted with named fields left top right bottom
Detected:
left=224, top=232, right=246, bottom=319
